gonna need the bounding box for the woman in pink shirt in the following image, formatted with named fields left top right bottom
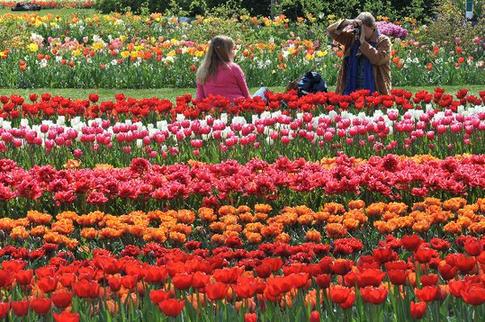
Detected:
left=196, top=35, right=266, bottom=101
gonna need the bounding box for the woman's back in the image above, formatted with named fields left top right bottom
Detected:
left=196, top=62, right=250, bottom=101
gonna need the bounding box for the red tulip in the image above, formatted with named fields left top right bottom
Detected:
left=59, top=273, right=76, bottom=287
left=315, top=274, right=331, bottom=289
left=213, top=267, right=242, bottom=284
left=255, top=263, right=273, bottom=278
left=144, top=266, right=168, bottom=284
left=88, top=94, right=99, bottom=103
left=289, top=273, right=309, bottom=289
left=415, top=286, right=439, bottom=302
left=438, top=262, right=457, bottom=280
left=30, top=298, right=51, bottom=315
left=464, top=239, right=482, bottom=256
left=14, top=269, right=33, bottom=285
left=356, top=269, right=385, bottom=287
left=401, top=235, right=423, bottom=251
left=0, top=302, right=9, bottom=319
left=108, top=276, right=122, bottom=292
left=331, top=259, right=353, bottom=275
left=121, top=275, right=138, bottom=290
left=149, top=289, right=171, bottom=304
left=430, top=238, right=450, bottom=251
left=11, top=300, right=29, bottom=317
left=172, top=274, right=192, bottom=290
left=53, top=310, right=80, bottom=322
left=372, top=247, right=397, bottom=263
left=455, top=255, right=476, bottom=273
left=318, top=257, right=333, bottom=273
left=385, top=260, right=408, bottom=271
left=460, top=283, right=485, bottom=306
left=410, top=301, right=427, bottom=319
left=234, top=282, right=257, bottom=299
left=339, top=290, right=356, bottom=309
left=73, top=279, right=100, bottom=299
left=2, top=260, right=26, bottom=273
left=191, top=272, right=210, bottom=289
left=206, top=282, right=229, bottom=301
left=158, top=299, right=184, bottom=317
left=244, top=312, right=257, bottom=322
left=310, top=310, right=320, bottom=322
left=387, top=269, right=407, bottom=285
left=37, top=276, right=58, bottom=293
left=29, top=93, right=38, bottom=102
left=343, top=271, right=357, bottom=287
left=414, top=247, right=438, bottom=263
left=420, top=274, right=439, bottom=286
left=0, top=270, right=13, bottom=288
left=448, top=279, right=465, bottom=298
left=51, top=290, right=73, bottom=309
left=329, top=285, right=352, bottom=304
left=360, top=286, right=388, bottom=304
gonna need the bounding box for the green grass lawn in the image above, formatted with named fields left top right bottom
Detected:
left=0, top=85, right=483, bottom=102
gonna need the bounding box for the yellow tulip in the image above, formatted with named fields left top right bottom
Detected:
left=27, top=43, right=39, bottom=52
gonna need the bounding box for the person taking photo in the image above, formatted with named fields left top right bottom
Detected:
left=327, top=12, right=392, bottom=95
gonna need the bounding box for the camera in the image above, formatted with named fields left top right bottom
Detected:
left=352, top=26, right=361, bottom=37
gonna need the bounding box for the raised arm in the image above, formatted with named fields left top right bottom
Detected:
left=327, top=19, right=355, bottom=47
left=359, top=37, right=391, bottom=66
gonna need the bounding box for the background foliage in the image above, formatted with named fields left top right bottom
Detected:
left=95, top=0, right=448, bottom=22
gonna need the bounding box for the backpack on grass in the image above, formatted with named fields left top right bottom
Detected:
left=287, top=71, right=328, bottom=96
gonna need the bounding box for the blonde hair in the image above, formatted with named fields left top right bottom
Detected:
left=356, top=12, right=376, bottom=27
left=196, top=35, right=235, bottom=85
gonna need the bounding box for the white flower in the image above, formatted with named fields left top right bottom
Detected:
left=57, top=116, right=65, bottom=126
left=231, top=116, right=246, bottom=125
left=220, top=113, right=228, bottom=124
left=2, top=121, right=11, bottom=130
left=30, top=33, right=44, bottom=44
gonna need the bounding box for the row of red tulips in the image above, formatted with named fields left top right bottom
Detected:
left=0, top=154, right=484, bottom=214
left=0, top=233, right=483, bottom=321
left=1, top=88, right=483, bottom=122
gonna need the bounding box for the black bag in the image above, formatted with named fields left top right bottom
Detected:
left=12, top=3, right=42, bottom=11
left=287, top=71, right=328, bottom=96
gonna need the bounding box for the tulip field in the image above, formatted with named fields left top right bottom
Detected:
left=0, top=86, right=483, bottom=322
left=0, top=6, right=484, bottom=322
left=0, top=12, right=483, bottom=88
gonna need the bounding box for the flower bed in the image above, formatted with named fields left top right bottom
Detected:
left=0, top=89, right=483, bottom=167
left=0, top=13, right=483, bottom=87
left=1, top=198, right=483, bottom=248
left=0, top=84, right=483, bottom=320
left=0, top=155, right=484, bottom=214
left=0, top=0, right=94, bottom=8
left=0, top=233, right=482, bottom=321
